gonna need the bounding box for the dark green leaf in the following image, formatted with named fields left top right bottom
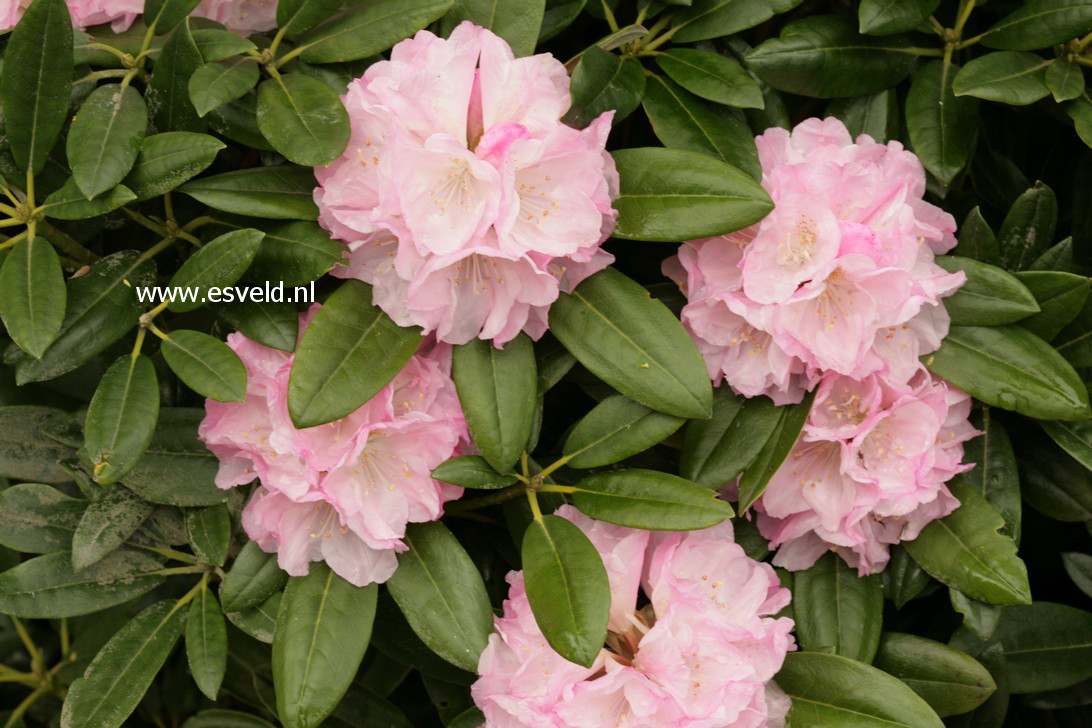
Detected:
left=168, top=229, right=265, bottom=312
left=793, top=552, right=883, bottom=662
left=680, top=389, right=783, bottom=488
left=521, top=514, right=609, bottom=667
left=562, top=394, right=684, bottom=468
left=1047, top=57, right=1085, bottom=102
left=982, top=0, right=1092, bottom=51
left=67, top=84, right=147, bottom=199
left=1042, top=419, right=1092, bottom=474
left=999, top=182, right=1058, bottom=271
left=192, top=28, right=258, bottom=61
left=186, top=586, right=228, bottom=700
left=952, top=207, right=1001, bottom=264
left=950, top=589, right=1003, bottom=641
left=0, top=0, right=73, bottom=174
left=184, top=710, right=277, bottom=728
left=563, top=46, right=646, bottom=128
left=953, top=408, right=1021, bottom=542
left=608, top=147, right=773, bottom=241
left=1062, top=552, right=1092, bottom=598
left=884, top=545, right=933, bottom=608
left=61, top=599, right=188, bottom=728
left=643, top=75, right=760, bottom=178
left=273, top=563, right=377, bottom=728
left=185, top=505, right=231, bottom=567
left=539, top=0, right=585, bottom=42
left=208, top=92, right=273, bottom=150
left=431, top=455, right=518, bottom=489
left=1055, top=295, right=1092, bottom=367
left=0, top=237, right=66, bottom=358
left=387, top=522, right=493, bottom=672
left=874, top=632, right=995, bottom=717
left=256, top=73, right=350, bottom=166
left=906, top=61, right=978, bottom=186
left=0, top=406, right=78, bottom=483
left=123, top=132, right=225, bottom=201
left=180, top=166, right=320, bottom=220
left=656, top=48, right=764, bottom=109
left=670, top=0, right=805, bottom=43
left=1014, top=271, right=1090, bottom=342
left=441, top=0, right=545, bottom=56
left=952, top=52, right=1051, bottom=105
left=1029, top=237, right=1074, bottom=272
left=82, top=354, right=160, bottom=484
left=296, top=0, right=455, bottom=63
left=0, top=483, right=87, bottom=553
left=737, top=391, right=813, bottom=510
left=859, top=0, right=939, bottom=35
left=225, top=590, right=281, bottom=644
left=246, top=220, right=346, bottom=287
left=935, top=256, right=1040, bottom=326
left=776, top=651, right=945, bottom=728
left=826, top=89, right=900, bottom=142
left=746, top=15, right=917, bottom=98
left=215, top=299, right=299, bottom=352
left=189, top=58, right=260, bottom=117
left=903, top=482, right=1031, bottom=606
left=162, top=329, right=248, bottom=402
left=147, top=19, right=206, bottom=132
left=549, top=267, right=713, bottom=418
left=221, top=541, right=288, bottom=613
left=122, top=408, right=228, bottom=507
left=571, top=469, right=734, bottom=530
left=278, top=0, right=345, bottom=38
left=72, top=485, right=154, bottom=571
left=992, top=602, right=1092, bottom=693
left=925, top=324, right=1090, bottom=420
left=1019, top=432, right=1092, bottom=521
left=145, top=0, right=202, bottom=35
left=452, top=333, right=537, bottom=473
left=0, top=549, right=163, bottom=618
left=287, top=279, right=422, bottom=428
left=40, top=179, right=137, bottom=220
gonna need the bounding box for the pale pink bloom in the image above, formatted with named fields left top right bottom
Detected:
left=472, top=506, right=794, bottom=727
left=316, top=22, right=618, bottom=345
left=0, top=0, right=142, bottom=31
left=199, top=307, right=469, bottom=587
left=192, top=0, right=277, bottom=35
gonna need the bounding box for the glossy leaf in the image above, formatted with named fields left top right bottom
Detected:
left=288, top=279, right=422, bottom=428
left=441, top=0, right=545, bottom=56
left=82, top=354, right=160, bottom=484
left=215, top=299, right=300, bottom=352
left=72, top=485, right=154, bottom=571
left=1019, top=431, right=1092, bottom=521
left=162, top=329, right=248, bottom=402
left=793, top=552, right=883, bottom=662
left=884, top=546, right=933, bottom=609
left=952, top=207, right=1001, bottom=265
left=609, top=147, right=773, bottom=241
left=296, top=0, right=455, bottom=63
left=549, top=267, right=713, bottom=418
left=180, top=166, right=320, bottom=220
left=1047, top=56, right=1085, bottom=102
left=387, top=522, right=493, bottom=672
left=122, top=408, right=228, bottom=507
left=145, top=0, right=202, bottom=34
left=431, top=455, right=518, bottom=489
left=245, top=220, right=346, bottom=287
left=68, top=84, right=147, bottom=200
left=680, top=389, right=783, bottom=488
left=257, top=73, right=351, bottom=166
left=950, top=589, right=1003, bottom=641
left=40, top=179, right=136, bottom=220
left=1042, top=418, right=1092, bottom=472
left=220, top=540, right=289, bottom=613
left=278, top=0, right=345, bottom=38
left=186, top=586, right=228, bottom=700
left=935, top=255, right=1040, bottom=326
left=572, top=469, right=733, bottom=529
left=192, top=28, right=257, bottom=60
left=147, top=19, right=206, bottom=132
left=453, top=334, right=537, bottom=473
left=827, top=89, right=900, bottom=142
left=563, top=45, right=645, bottom=128
left=168, top=229, right=265, bottom=312
left=185, top=505, right=232, bottom=567
left=562, top=394, right=684, bottom=469
left=1014, top=270, right=1090, bottom=342
left=0, top=483, right=87, bottom=553
left=737, top=391, right=814, bottom=510
left=906, top=61, right=978, bottom=186
left=225, top=590, right=281, bottom=644
left=1062, top=552, right=1092, bottom=598
left=982, top=0, right=1092, bottom=51
left=123, top=132, right=225, bottom=200
left=656, top=48, right=764, bottom=109
left=859, top=0, right=938, bottom=35
left=992, top=602, right=1092, bottom=693
left=189, top=58, right=260, bottom=117
left=953, top=408, right=1021, bottom=542
left=953, top=52, right=1051, bottom=105
left=999, top=182, right=1058, bottom=272
left=0, top=236, right=66, bottom=358
left=521, top=514, right=609, bottom=667
left=873, top=632, right=996, bottom=717
left=670, top=0, right=805, bottom=43
left=273, top=563, right=377, bottom=728
left=903, top=482, right=1031, bottom=606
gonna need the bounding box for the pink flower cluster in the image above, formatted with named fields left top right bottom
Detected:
left=473, top=506, right=794, bottom=727
left=0, top=0, right=274, bottom=33
left=198, top=307, right=469, bottom=587
left=314, top=22, right=619, bottom=345
left=665, top=117, right=976, bottom=574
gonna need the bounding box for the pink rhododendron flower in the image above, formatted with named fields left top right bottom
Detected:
left=472, top=506, right=795, bottom=727
left=0, top=0, right=141, bottom=31
left=314, top=21, right=619, bottom=346
left=192, top=0, right=277, bottom=35
left=665, top=117, right=978, bottom=575
left=198, top=306, right=469, bottom=587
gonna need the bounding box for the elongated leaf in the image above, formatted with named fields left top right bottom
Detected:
left=680, top=389, right=783, bottom=488
left=68, top=84, right=147, bottom=199
left=859, top=0, right=939, bottom=35
left=274, top=563, right=377, bottom=728
left=563, top=394, right=684, bottom=469
left=83, top=354, right=160, bottom=485
left=124, top=132, right=225, bottom=200
left=571, top=469, right=733, bottom=530
left=431, top=455, right=518, bottom=489
left=288, top=280, right=422, bottom=428
left=1063, top=552, right=1092, bottom=598
left=192, top=28, right=258, bottom=60
left=40, top=179, right=137, bottom=220
left=1030, top=237, right=1074, bottom=272
left=827, top=88, right=900, bottom=142
left=0, top=549, right=163, bottom=618
left=146, top=19, right=206, bottom=133
left=296, top=0, right=455, bottom=63
left=609, top=147, right=773, bottom=241
left=226, top=590, right=281, bottom=644
left=189, top=58, right=260, bottom=117
left=563, top=45, right=646, bottom=128
left=925, top=324, right=1090, bottom=420
left=220, top=540, right=289, bottom=612
left=257, top=74, right=350, bottom=166
left=1042, top=419, right=1092, bottom=473
left=1014, top=271, right=1090, bottom=342
left=14, top=250, right=156, bottom=384
left=999, top=182, right=1058, bottom=272
left=0, top=237, right=66, bottom=358
left=0, top=0, right=73, bottom=174
left=61, top=599, right=187, bottom=728
left=215, top=299, right=299, bottom=352
left=168, top=229, right=265, bottom=312
left=992, top=602, right=1092, bottom=693
left=452, top=334, right=537, bottom=473
left=185, top=505, right=231, bottom=567
left=387, top=522, right=493, bottom=672
left=521, top=514, right=609, bottom=667
left=278, top=0, right=345, bottom=37
left=793, top=552, right=883, bottom=663
left=737, top=391, right=814, bottom=510
left=746, top=15, right=916, bottom=98
left=0, top=483, right=87, bottom=553
left=906, top=61, right=978, bottom=186
left=884, top=545, right=933, bottom=609
left=953, top=52, right=1051, bottom=105
left=642, top=75, right=760, bottom=178
left=1047, top=57, right=1085, bottom=102
left=442, top=0, right=545, bottom=56
left=183, top=710, right=277, bottom=728
left=122, top=408, right=228, bottom=507
left=953, top=207, right=1001, bottom=264
left=903, top=482, right=1030, bottom=606
left=145, top=0, right=202, bottom=34
left=656, top=47, right=764, bottom=109
left=953, top=408, right=1021, bottom=542
left=180, top=166, right=320, bottom=219
left=874, top=632, right=996, bottom=717
left=950, top=589, right=1003, bottom=641
left=0, top=406, right=78, bottom=483
left=982, top=0, right=1092, bottom=51
left=670, top=0, right=805, bottom=43
left=72, top=485, right=154, bottom=571
left=776, top=651, right=945, bottom=728
left=549, top=268, right=712, bottom=418
left=187, top=586, right=228, bottom=700
left=935, top=256, right=1039, bottom=326
left=246, top=220, right=346, bottom=287
left=162, top=329, right=248, bottom=402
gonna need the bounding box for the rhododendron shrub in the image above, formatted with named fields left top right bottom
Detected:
left=0, top=1, right=1089, bottom=727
